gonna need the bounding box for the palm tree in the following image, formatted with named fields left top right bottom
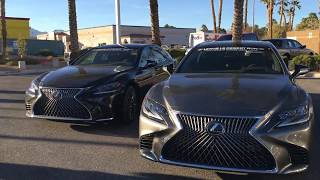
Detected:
left=210, top=0, right=217, bottom=33
left=243, top=0, right=248, bottom=31
left=261, top=0, right=275, bottom=38
left=278, top=0, right=288, bottom=28
left=68, top=0, right=79, bottom=53
left=288, top=0, right=301, bottom=30
left=0, top=0, right=7, bottom=60
left=149, top=0, right=161, bottom=46
left=232, top=0, right=245, bottom=41
left=218, top=0, right=223, bottom=32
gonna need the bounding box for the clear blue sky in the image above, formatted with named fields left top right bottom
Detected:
left=6, top=0, right=318, bottom=32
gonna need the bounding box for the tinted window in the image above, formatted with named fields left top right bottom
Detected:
left=243, top=34, right=258, bottom=40
left=74, top=48, right=138, bottom=66
left=217, top=35, right=232, bottom=41
left=152, top=48, right=167, bottom=64
left=139, top=47, right=153, bottom=67
left=269, top=40, right=282, bottom=48
left=178, top=47, right=283, bottom=74
left=292, top=40, right=302, bottom=48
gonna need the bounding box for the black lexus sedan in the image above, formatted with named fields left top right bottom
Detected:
left=26, top=44, right=175, bottom=123
left=139, top=41, right=314, bottom=174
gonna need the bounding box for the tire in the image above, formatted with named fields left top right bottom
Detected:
left=121, top=86, right=138, bottom=124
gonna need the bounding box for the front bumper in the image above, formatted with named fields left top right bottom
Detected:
left=25, top=87, right=124, bottom=122
left=139, top=111, right=313, bottom=174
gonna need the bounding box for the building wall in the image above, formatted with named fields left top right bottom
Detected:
left=0, top=17, right=30, bottom=39
left=287, top=30, right=320, bottom=54
left=76, top=26, right=115, bottom=48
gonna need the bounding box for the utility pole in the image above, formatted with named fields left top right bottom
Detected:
left=252, top=0, right=255, bottom=33
left=115, top=0, right=121, bottom=44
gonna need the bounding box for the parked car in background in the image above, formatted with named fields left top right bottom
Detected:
left=139, top=41, right=313, bottom=174
left=263, top=38, right=315, bottom=65
left=26, top=44, right=175, bottom=123
left=216, top=32, right=259, bottom=41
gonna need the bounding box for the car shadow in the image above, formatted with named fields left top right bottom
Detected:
left=0, top=163, right=200, bottom=180
left=70, top=120, right=139, bottom=139
left=218, top=93, right=320, bottom=180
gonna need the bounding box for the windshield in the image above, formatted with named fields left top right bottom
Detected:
left=177, top=47, right=284, bottom=74
left=73, top=48, right=139, bottom=66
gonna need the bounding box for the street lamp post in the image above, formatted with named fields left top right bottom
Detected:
left=115, top=0, right=121, bottom=44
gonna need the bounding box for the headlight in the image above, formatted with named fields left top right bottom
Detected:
left=142, top=98, right=168, bottom=125
left=93, top=82, right=121, bottom=95
left=28, top=80, right=39, bottom=94
left=277, top=103, right=311, bottom=127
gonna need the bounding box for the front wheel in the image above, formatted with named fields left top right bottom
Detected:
left=121, top=86, right=138, bottom=124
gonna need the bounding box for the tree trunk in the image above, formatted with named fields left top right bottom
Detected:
left=243, top=0, right=248, bottom=31
left=268, top=0, right=274, bottom=39
left=68, top=0, right=79, bottom=53
left=232, top=0, right=244, bottom=41
left=218, top=0, right=223, bottom=32
left=279, top=0, right=283, bottom=27
left=0, top=0, right=6, bottom=60
left=291, top=6, right=295, bottom=30
left=149, top=0, right=161, bottom=46
left=210, top=0, right=217, bottom=33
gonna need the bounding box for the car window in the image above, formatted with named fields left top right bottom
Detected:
left=139, top=47, right=153, bottom=67
left=243, top=34, right=258, bottom=40
left=151, top=48, right=167, bottom=64
left=292, top=40, right=302, bottom=48
left=177, top=47, right=283, bottom=74
left=288, top=40, right=297, bottom=48
left=269, top=40, right=282, bottom=48
left=73, top=48, right=139, bottom=66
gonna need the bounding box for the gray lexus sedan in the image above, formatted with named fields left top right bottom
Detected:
left=139, top=41, right=314, bottom=174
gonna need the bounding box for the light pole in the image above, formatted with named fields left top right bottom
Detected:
left=252, top=0, right=255, bottom=33
left=115, top=0, right=121, bottom=44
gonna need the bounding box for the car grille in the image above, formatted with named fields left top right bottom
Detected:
left=140, top=134, right=154, bottom=150
left=33, top=88, right=91, bottom=119
left=161, top=114, right=276, bottom=171
left=286, top=144, right=309, bottom=165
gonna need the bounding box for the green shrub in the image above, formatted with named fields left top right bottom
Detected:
left=289, top=55, right=319, bottom=71
left=36, top=49, right=57, bottom=57
left=167, top=49, right=186, bottom=64
left=5, top=60, right=18, bottom=66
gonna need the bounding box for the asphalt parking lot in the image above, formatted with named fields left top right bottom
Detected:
left=0, top=75, right=319, bottom=180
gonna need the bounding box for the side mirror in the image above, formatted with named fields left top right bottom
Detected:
left=291, top=64, right=310, bottom=79
left=301, top=45, right=306, bottom=49
left=146, top=60, right=157, bottom=68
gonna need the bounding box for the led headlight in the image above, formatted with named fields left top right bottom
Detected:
left=142, top=98, right=168, bottom=125
left=277, top=103, right=311, bottom=127
left=28, top=80, right=39, bottom=94
left=93, top=82, right=121, bottom=95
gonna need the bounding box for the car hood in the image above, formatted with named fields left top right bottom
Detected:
left=39, top=65, right=132, bottom=88
left=150, top=73, right=302, bottom=117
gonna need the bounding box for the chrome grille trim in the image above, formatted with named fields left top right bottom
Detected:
left=32, top=87, right=92, bottom=120
left=161, top=114, right=276, bottom=171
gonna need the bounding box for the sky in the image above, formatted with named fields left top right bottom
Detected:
left=6, top=0, right=319, bottom=32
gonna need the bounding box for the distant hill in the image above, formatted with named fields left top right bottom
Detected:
left=30, top=28, right=46, bottom=39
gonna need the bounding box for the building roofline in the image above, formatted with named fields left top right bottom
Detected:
left=0, top=16, right=30, bottom=20
left=75, top=24, right=196, bottom=31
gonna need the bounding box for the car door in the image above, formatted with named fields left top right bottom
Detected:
left=135, top=46, right=158, bottom=96
left=150, top=47, right=172, bottom=83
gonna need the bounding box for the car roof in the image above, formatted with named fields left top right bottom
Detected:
left=196, top=40, right=275, bottom=49
left=95, top=44, right=155, bottom=50
left=263, top=38, right=291, bottom=41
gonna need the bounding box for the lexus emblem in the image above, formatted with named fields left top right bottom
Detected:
left=207, top=122, right=225, bottom=135
left=51, top=91, right=63, bottom=100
